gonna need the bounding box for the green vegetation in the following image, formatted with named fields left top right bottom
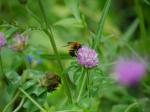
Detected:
left=0, top=0, right=150, bottom=112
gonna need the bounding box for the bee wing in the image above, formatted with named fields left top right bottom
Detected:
left=63, top=42, right=74, bottom=47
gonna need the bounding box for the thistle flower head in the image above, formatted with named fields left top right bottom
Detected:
left=0, top=32, right=6, bottom=48
left=77, top=46, right=99, bottom=68
left=113, top=58, right=147, bottom=86
left=9, top=33, right=28, bottom=52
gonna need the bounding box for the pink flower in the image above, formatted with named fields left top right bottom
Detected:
left=9, top=33, right=28, bottom=51
left=0, top=32, right=6, bottom=48
left=77, top=46, right=99, bottom=68
left=113, top=58, right=147, bottom=86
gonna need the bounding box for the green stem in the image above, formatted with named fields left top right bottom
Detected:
left=3, top=91, right=20, bottom=112
left=0, top=50, right=4, bottom=76
left=13, top=97, right=25, bottom=112
left=124, top=102, right=138, bottom=112
left=125, top=44, right=150, bottom=71
left=43, top=30, right=63, bottom=70
left=76, top=70, right=87, bottom=103
left=25, top=6, right=42, bottom=27
left=56, top=110, right=82, bottom=112
left=38, top=0, right=72, bottom=103
left=81, top=15, right=91, bottom=45
left=86, top=69, right=90, bottom=97
left=135, top=0, right=147, bottom=40
left=19, top=87, right=47, bottom=112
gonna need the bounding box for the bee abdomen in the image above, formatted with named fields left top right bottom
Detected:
left=69, top=50, right=76, bottom=57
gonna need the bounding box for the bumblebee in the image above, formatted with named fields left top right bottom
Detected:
left=67, top=41, right=82, bottom=57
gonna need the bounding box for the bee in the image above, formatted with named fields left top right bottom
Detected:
left=67, top=41, right=82, bottom=57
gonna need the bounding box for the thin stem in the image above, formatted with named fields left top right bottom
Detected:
left=81, top=15, right=91, bottom=45
left=13, top=97, right=25, bottom=112
left=125, top=43, right=150, bottom=71
left=38, top=0, right=73, bottom=103
left=25, top=6, right=42, bottom=27
left=3, top=91, right=20, bottom=112
left=135, top=0, right=147, bottom=40
left=76, top=70, right=87, bottom=103
left=43, top=30, right=63, bottom=70
left=0, top=50, right=4, bottom=75
left=86, top=69, right=90, bottom=97
left=38, top=0, right=64, bottom=71
left=124, top=102, right=138, bottom=112
left=19, top=87, right=46, bottom=112
left=56, top=110, right=82, bottom=112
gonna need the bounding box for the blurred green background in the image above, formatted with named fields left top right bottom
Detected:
left=0, top=0, right=150, bottom=112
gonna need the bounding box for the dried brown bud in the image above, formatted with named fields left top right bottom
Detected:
left=40, top=72, right=61, bottom=91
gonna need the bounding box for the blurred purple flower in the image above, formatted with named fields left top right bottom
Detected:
left=113, top=58, right=147, bottom=86
left=77, top=46, right=99, bottom=68
left=0, top=32, right=6, bottom=48
left=9, top=33, right=28, bottom=51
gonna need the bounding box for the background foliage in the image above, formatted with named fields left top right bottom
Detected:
left=0, top=0, right=150, bottom=112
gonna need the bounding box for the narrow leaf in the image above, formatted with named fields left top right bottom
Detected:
left=144, top=0, right=150, bottom=5
left=41, top=53, right=72, bottom=60
left=64, top=0, right=81, bottom=21
left=53, top=18, right=83, bottom=28
left=118, top=19, right=139, bottom=46
left=93, top=0, right=111, bottom=49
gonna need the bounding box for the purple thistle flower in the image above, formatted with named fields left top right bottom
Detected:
left=77, top=46, right=99, bottom=68
left=0, top=32, right=6, bottom=48
left=9, top=33, right=28, bottom=51
left=113, top=58, right=147, bottom=86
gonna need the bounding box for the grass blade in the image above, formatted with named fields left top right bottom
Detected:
left=41, top=54, right=72, bottom=60
left=118, top=19, right=139, bottom=46
left=93, top=0, right=111, bottom=49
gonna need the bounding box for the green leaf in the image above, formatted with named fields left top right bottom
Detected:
left=144, top=0, right=150, bottom=5
left=118, top=19, right=139, bottom=46
left=93, top=0, right=111, bottom=49
left=7, top=83, right=19, bottom=97
left=41, top=53, right=72, bottom=60
left=5, top=71, right=21, bottom=96
left=32, top=87, right=47, bottom=96
left=53, top=18, right=83, bottom=28
left=22, top=80, right=37, bottom=90
left=73, top=67, right=83, bottom=85
left=23, top=69, right=43, bottom=80
left=112, top=105, right=127, bottom=112
left=5, top=27, right=18, bottom=39
left=64, top=0, right=81, bottom=20
left=23, top=91, right=47, bottom=112
left=5, top=71, right=21, bottom=85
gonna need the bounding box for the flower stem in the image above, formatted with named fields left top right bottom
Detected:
left=134, top=0, right=147, bottom=40
left=19, top=87, right=47, bottom=112
left=86, top=69, right=90, bottom=97
left=13, top=97, right=25, bottom=112
left=3, top=91, right=20, bottom=112
left=76, top=70, right=87, bottom=103
left=37, top=0, right=62, bottom=69
left=0, top=50, right=4, bottom=76
left=38, top=0, right=72, bottom=103
left=124, top=102, right=138, bottom=112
